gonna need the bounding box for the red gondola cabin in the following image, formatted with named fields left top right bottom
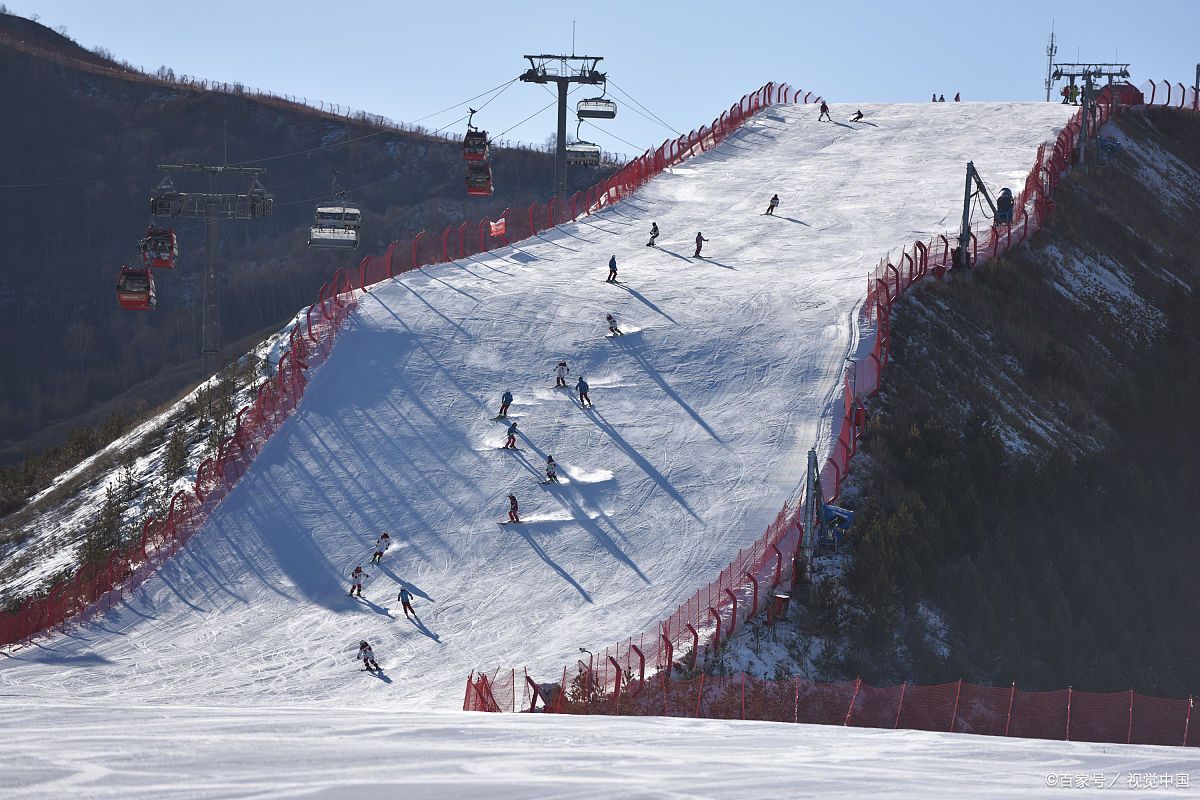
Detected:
left=116, top=266, right=156, bottom=311
left=140, top=226, right=179, bottom=269
left=466, top=162, right=494, bottom=197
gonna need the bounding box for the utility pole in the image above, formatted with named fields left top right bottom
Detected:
left=1044, top=25, right=1057, bottom=102
left=519, top=54, right=606, bottom=198
left=1194, top=63, right=1199, bottom=110
left=151, top=165, right=274, bottom=378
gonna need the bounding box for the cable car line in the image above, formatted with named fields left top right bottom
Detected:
left=606, top=78, right=680, bottom=135
left=410, top=77, right=519, bottom=125
left=580, top=120, right=646, bottom=153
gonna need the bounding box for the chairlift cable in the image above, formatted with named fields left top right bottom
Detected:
left=579, top=120, right=646, bottom=153
left=607, top=79, right=681, bottom=135
left=410, top=77, right=519, bottom=124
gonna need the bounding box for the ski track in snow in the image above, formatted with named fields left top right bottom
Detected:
left=1, top=103, right=1076, bottom=716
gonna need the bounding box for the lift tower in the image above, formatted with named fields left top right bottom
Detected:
left=151, top=165, right=274, bottom=377
left=519, top=54, right=606, bottom=198
left=1051, top=63, right=1130, bottom=167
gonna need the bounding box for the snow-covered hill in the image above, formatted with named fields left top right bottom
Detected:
left=0, top=101, right=1075, bottom=711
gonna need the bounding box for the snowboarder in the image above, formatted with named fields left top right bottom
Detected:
left=397, top=587, right=416, bottom=619
left=504, top=420, right=518, bottom=449
left=357, top=640, right=380, bottom=671
left=953, top=92, right=961, bottom=102
left=497, top=390, right=512, bottom=418
left=694, top=231, right=708, bottom=258
left=545, top=455, right=559, bottom=484
left=606, top=254, right=618, bottom=283
left=606, top=313, right=623, bottom=336
left=507, top=493, right=521, bottom=523
left=818, top=100, right=831, bottom=122
left=575, top=376, right=592, bottom=408
left=646, top=222, right=659, bottom=247
left=554, top=361, right=570, bottom=387
left=370, top=532, right=391, bottom=564
left=850, top=109, right=864, bottom=123
left=349, top=566, right=368, bottom=597
left=765, top=193, right=780, bottom=215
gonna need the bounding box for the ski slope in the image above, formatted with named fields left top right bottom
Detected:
left=2, top=700, right=1192, bottom=799
left=0, top=102, right=1075, bottom=710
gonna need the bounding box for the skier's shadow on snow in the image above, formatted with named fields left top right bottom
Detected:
left=407, top=614, right=441, bottom=643
left=657, top=248, right=694, bottom=265
left=775, top=217, right=809, bottom=226
left=853, top=121, right=879, bottom=127
left=585, top=407, right=700, bottom=520
left=506, top=524, right=592, bottom=601
left=701, top=258, right=736, bottom=270
left=395, top=578, right=434, bottom=602
left=614, top=283, right=676, bottom=323
left=369, top=670, right=394, bottom=684
left=831, top=121, right=854, bottom=130
left=356, top=596, right=394, bottom=618
left=608, top=339, right=724, bottom=447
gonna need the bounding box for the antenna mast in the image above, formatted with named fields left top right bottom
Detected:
left=1044, top=24, right=1057, bottom=102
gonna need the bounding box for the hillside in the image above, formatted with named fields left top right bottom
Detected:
left=724, top=106, right=1200, bottom=698
left=0, top=100, right=1074, bottom=708
left=0, top=11, right=611, bottom=467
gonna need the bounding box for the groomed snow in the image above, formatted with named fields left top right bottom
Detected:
left=0, top=701, right=1192, bottom=799
left=1, top=102, right=1076, bottom=715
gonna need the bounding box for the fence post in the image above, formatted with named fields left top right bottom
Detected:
left=1065, top=686, right=1073, bottom=741
left=441, top=226, right=451, bottom=263
left=411, top=230, right=426, bottom=269
left=1184, top=696, right=1193, bottom=746
left=629, top=644, right=645, bottom=691
left=608, top=655, right=622, bottom=713
left=744, top=572, right=758, bottom=616
left=844, top=677, right=862, bottom=725
left=950, top=679, right=963, bottom=731
left=771, top=544, right=783, bottom=587
left=893, top=682, right=907, bottom=728
left=708, top=606, right=721, bottom=650
left=694, top=671, right=706, bottom=718
left=1005, top=682, right=1016, bottom=736
left=723, top=588, right=737, bottom=635
left=794, top=675, right=800, bottom=723
left=741, top=671, right=746, bottom=720
left=685, top=623, right=698, bottom=670
left=1127, top=689, right=1134, bottom=744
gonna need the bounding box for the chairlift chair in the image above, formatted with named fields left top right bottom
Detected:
left=308, top=202, right=362, bottom=250
left=140, top=225, right=179, bottom=268
left=565, top=141, right=602, bottom=167
left=466, top=162, right=494, bottom=197
left=576, top=98, right=617, bottom=119
left=116, top=266, right=156, bottom=311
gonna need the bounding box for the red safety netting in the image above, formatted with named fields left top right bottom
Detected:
left=475, top=670, right=1197, bottom=748
left=1, top=81, right=799, bottom=650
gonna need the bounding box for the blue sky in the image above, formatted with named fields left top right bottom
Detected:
left=6, top=1, right=1197, bottom=156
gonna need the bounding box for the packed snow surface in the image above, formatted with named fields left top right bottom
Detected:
left=1, top=103, right=1075, bottom=714
left=0, top=701, right=1192, bottom=799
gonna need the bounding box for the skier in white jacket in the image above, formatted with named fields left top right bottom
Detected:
left=554, top=361, right=570, bottom=387
left=371, top=532, right=391, bottom=564
left=349, top=566, right=369, bottom=597
left=357, top=641, right=380, bottom=671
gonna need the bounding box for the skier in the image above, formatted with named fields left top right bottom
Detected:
left=953, top=92, right=961, bottom=102
left=370, top=532, right=391, bottom=564
left=646, top=222, right=659, bottom=247
left=357, top=640, right=380, bottom=671
left=554, top=360, right=570, bottom=387
left=507, top=493, right=521, bottom=523
left=938, top=94, right=945, bottom=102
left=575, top=376, right=592, bottom=408
left=545, top=455, right=559, bottom=484
left=397, top=587, right=416, bottom=619
left=606, top=313, right=623, bottom=336
left=504, top=420, right=518, bottom=449
left=498, top=389, right=513, bottom=418
left=818, top=100, right=831, bottom=122
left=765, top=193, right=780, bottom=215
left=694, top=231, right=708, bottom=258
left=931, top=92, right=937, bottom=102
left=606, top=255, right=618, bottom=283
left=850, top=109, right=864, bottom=123
left=349, top=566, right=368, bottom=597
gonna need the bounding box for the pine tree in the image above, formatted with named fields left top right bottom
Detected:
left=164, top=424, right=188, bottom=477
left=82, top=484, right=123, bottom=565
